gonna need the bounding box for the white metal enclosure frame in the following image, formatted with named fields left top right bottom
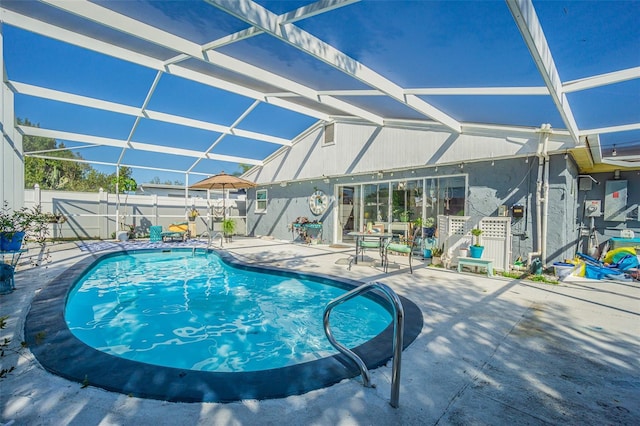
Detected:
left=0, top=0, right=637, bottom=192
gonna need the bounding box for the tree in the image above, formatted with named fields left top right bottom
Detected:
left=109, top=166, right=137, bottom=194
left=233, top=163, right=253, bottom=176
left=110, top=167, right=137, bottom=231
left=21, top=117, right=114, bottom=192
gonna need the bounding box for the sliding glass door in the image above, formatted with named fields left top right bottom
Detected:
left=336, top=174, right=465, bottom=244
left=338, top=186, right=357, bottom=243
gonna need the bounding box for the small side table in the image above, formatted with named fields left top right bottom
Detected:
left=1, top=249, right=27, bottom=295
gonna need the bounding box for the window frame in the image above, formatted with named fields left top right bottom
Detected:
left=256, top=189, right=268, bottom=213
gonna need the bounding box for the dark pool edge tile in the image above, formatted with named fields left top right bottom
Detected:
left=25, top=247, right=423, bottom=403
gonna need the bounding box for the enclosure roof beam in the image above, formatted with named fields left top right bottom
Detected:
left=207, top=0, right=461, bottom=132
left=580, top=123, right=640, bottom=136
left=0, top=7, right=328, bottom=121
left=40, top=0, right=385, bottom=125
left=17, top=125, right=264, bottom=166
left=24, top=154, right=213, bottom=177
left=9, top=81, right=291, bottom=146
left=507, top=0, right=580, bottom=143
left=563, top=66, right=640, bottom=93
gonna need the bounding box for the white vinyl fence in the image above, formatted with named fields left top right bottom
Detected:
left=437, top=215, right=512, bottom=271
left=24, top=187, right=247, bottom=240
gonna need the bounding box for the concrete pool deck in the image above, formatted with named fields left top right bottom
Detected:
left=1, top=237, right=638, bottom=425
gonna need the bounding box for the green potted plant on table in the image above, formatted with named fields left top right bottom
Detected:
left=222, top=218, right=236, bottom=242
left=469, top=228, right=484, bottom=258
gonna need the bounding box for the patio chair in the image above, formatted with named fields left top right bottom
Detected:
left=149, top=225, right=162, bottom=242
left=358, top=224, right=385, bottom=262
left=0, top=263, right=15, bottom=295
left=384, top=227, right=421, bottom=273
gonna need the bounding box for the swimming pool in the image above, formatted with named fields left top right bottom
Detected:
left=26, top=248, right=423, bottom=402
left=65, top=250, right=391, bottom=372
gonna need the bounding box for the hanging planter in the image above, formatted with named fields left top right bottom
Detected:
left=188, top=208, right=199, bottom=222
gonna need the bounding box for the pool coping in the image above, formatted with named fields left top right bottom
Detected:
left=25, top=248, right=423, bottom=403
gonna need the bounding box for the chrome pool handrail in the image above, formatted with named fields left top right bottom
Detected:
left=323, top=281, right=405, bottom=408
left=197, top=230, right=224, bottom=248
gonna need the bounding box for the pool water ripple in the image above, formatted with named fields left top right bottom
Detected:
left=65, top=251, right=392, bottom=372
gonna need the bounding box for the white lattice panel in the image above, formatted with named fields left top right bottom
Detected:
left=479, top=218, right=508, bottom=239
left=439, top=216, right=511, bottom=271
left=449, top=218, right=468, bottom=236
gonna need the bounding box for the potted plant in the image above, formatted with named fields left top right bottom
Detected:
left=469, top=228, right=484, bottom=258
left=423, top=217, right=436, bottom=238
left=188, top=208, right=199, bottom=222
left=222, top=218, right=236, bottom=242
left=126, top=224, right=136, bottom=240
left=431, top=246, right=444, bottom=266
left=43, top=212, right=67, bottom=224
left=400, top=210, right=412, bottom=223
left=0, top=202, right=32, bottom=251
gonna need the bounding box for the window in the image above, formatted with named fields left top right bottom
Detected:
left=256, top=189, right=267, bottom=212
left=323, top=123, right=335, bottom=146
left=335, top=174, right=466, bottom=243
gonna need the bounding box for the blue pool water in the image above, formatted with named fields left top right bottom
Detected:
left=65, top=250, right=392, bottom=373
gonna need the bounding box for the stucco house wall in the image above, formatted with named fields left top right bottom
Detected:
left=245, top=120, right=600, bottom=266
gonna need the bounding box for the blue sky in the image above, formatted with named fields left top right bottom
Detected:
left=3, top=0, right=639, bottom=183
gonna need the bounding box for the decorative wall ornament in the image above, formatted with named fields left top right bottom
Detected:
left=309, top=190, right=328, bottom=215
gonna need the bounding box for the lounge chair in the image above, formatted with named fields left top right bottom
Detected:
left=160, top=222, right=188, bottom=242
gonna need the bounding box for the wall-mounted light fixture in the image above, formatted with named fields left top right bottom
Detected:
left=323, top=176, right=330, bottom=184
left=459, top=162, right=464, bottom=169
left=525, top=157, right=529, bottom=163
left=612, top=145, right=617, bottom=157
left=564, top=151, right=568, bottom=160
left=578, top=174, right=600, bottom=189
left=279, top=182, right=287, bottom=187
left=377, top=171, right=383, bottom=179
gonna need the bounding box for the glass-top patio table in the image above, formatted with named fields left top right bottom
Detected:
left=347, top=231, right=394, bottom=265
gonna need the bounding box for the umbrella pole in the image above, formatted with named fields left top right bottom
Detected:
left=221, top=184, right=226, bottom=248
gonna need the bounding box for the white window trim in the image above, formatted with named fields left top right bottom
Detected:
left=256, top=189, right=268, bottom=213
left=323, top=123, right=335, bottom=146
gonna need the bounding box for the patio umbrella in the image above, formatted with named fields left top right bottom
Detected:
left=189, top=171, right=256, bottom=225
